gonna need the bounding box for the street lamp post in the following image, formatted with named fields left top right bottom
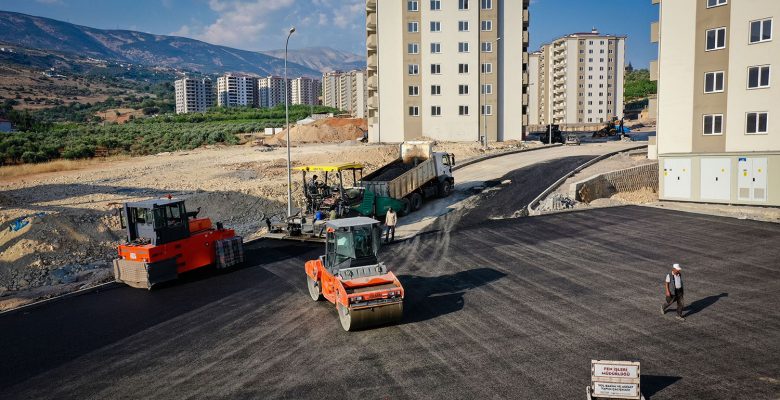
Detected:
left=285, top=27, right=296, bottom=218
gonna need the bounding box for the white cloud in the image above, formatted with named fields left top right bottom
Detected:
left=193, top=0, right=296, bottom=48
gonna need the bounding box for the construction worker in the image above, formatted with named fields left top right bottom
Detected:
left=309, top=175, right=319, bottom=194
left=662, top=263, right=685, bottom=321
left=384, top=207, right=397, bottom=243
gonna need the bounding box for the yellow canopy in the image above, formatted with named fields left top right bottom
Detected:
left=293, top=163, right=364, bottom=172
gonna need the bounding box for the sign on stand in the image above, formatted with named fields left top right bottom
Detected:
left=586, top=360, right=644, bottom=400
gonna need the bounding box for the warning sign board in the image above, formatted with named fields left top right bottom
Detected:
left=588, top=360, right=642, bottom=400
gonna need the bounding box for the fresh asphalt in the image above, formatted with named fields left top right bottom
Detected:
left=1, top=157, right=779, bottom=399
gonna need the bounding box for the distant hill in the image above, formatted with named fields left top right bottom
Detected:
left=0, top=11, right=321, bottom=77
left=262, top=47, right=365, bottom=74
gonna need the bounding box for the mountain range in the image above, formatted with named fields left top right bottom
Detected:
left=0, top=11, right=365, bottom=78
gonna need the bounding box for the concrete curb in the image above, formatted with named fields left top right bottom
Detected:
left=525, top=145, right=648, bottom=215
left=452, top=143, right=562, bottom=171
left=0, top=281, right=120, bottom=316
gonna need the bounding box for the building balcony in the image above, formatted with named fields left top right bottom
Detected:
left=650, top=21, right=659, bottom=43
left=367, top=13, right=377, bottom=31
left=522, top=93, right=529, bottom=106
left=367, top=0, right=376, bottom=12
left=368, top=75, right=378, bottom=89
left=367, top=34, right=377, bottom=50
left=367, top=54, right=377, bottom=69
left=650, top=60, right=658, bottom=81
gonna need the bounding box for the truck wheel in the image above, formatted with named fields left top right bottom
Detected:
left=307, top=276, right=323, bottom=301
left=438, top=180, right=454, bottom=198
left=410, top=193, right=423, bottom=211
left=399, top=198, right=412, bottom=216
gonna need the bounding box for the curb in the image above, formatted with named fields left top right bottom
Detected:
left=0, top=281, right=120, bottom=316
left=453, top=143, right=562, bottom=171
left=525, top=145, right=648, bottom=215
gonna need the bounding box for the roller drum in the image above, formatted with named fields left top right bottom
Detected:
left=338, top=302, right=403, bottom=331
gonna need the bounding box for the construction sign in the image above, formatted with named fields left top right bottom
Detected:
left=587, top=360, right=643, bottom=400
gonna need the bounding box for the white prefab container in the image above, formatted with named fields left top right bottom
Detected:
left=662, top=158, right=692, bottom=200
left=700, top=158, right=731, bottom=201
left=738, top=157, right=768, bottom=202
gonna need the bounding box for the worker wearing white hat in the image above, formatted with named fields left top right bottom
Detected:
left=662, top=264, right=685, bottom=321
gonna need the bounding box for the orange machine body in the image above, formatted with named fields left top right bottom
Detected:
left=117, top=217, right=236, bottom=274
left=305, top=258, right=404, bottom=310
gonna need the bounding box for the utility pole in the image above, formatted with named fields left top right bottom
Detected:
left=285, top=27, right=296, bottom=218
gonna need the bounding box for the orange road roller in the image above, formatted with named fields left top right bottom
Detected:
left=304, top=217, right=404, bottom=331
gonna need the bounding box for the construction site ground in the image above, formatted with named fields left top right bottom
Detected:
left=1, top=204, right=778, bottom=399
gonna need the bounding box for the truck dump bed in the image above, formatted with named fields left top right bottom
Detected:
left=362, top=142, right=437, bottom=199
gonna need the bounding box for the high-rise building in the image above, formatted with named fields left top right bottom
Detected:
left=366, top=0, right=530, bottom=143
left=174, top=77, right=214, bottom=114
left=322, top=70, right=368, bottom=118
left=290, top=77, right=322, bottom=106
left=652, top=0, right=779, bottom=206
left=529, top=30, right=626, bottom=126
left=216, top=75, right=258, bottom=107
left=258, top=76, right=291, bottom=108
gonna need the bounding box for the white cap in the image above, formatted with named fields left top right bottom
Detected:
left=673, top=263, right=682, bottom=271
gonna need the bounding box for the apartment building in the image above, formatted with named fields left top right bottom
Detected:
left=653, top=0, right=779, bottom=206
left=174, top=77, right=213, bottom=114
left=367, top=0, right=530, bottom=143
left=322, top=70, right=369, bottom=118
left=528, top=30, right=626, bottom=126
left=216, top=75, right=258, bottom=107
left=290, top=77, right=322, bottom=106
left=258, top=76, right=291, bottom=108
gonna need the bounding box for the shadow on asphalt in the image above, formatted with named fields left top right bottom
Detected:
left=642, top=375, right=682, bottom=398
left=685, top=293, right=729, bottom=318
left=398, top=268, right=506, bottom=324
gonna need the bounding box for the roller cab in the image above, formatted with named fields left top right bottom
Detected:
left=305, top=217, right=404, bottom=331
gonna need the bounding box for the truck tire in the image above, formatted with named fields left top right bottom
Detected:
left=438, top=180, right=454, bottom=198
left=410, top=193, right=423, bottom=211
left=399, top=198, right=412, bottom=216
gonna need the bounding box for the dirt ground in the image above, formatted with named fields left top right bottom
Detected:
left=0, top=136, right=525, bottom=310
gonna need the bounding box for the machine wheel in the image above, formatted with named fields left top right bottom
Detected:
left=438, top=180, right=454, bottom=198
left=410, top=193, right=423, bottom=211
left=399, top=198, right=412, bottom=216
left=307, top=276, right=323, bottom=301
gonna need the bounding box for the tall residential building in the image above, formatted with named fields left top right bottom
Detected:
left=290, top=77, right=322, bottom=105
left=366, top=0, right=530, bottom=143
left=216, top=75, right=258, bottom=107
left=528, top=30, right=626, bottom=126
left=258, top=76, right=291, bottom=108
left=174, top=77, right=213, bottom=114
left=322, top=70, right=369, bottom=118
left=653, top=0, right=779, bottom=206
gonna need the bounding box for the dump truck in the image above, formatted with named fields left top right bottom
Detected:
left=304, top=217, right=404, bottom=331
left=113, top=198, right=243, bottom=289
left=360, top=141, right=455, bottom=216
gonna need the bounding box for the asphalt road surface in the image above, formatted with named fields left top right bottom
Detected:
left=1, top=182, right=779, bottom=397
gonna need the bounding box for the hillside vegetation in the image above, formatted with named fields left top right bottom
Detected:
left=624, top=69, right=657, bottom=101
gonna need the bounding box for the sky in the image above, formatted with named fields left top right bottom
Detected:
left=0, top=0, right=658, bottom=67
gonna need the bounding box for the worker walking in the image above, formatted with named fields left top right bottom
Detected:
left=384, top=208, right=397, bottom=243
left=662, top=263, right=685, bottom=321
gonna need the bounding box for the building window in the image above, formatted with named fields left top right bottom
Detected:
left=458, top=63, right=469, bottom=74
left=459, top=0, right=469, bottom=9
left=481, top=105, right=493, bottom=115
left=481, top=0, right=492, bottom=10
left=408, top=22, right=419, bottom=33
left=481, top=84, right=492, bottom=94
left=409, top=106, right=419, bottom=116
left=408, top=43, right=419, bottom=54
left=703, top=114, right=724, bottom=135
left=481, top=42, right=493, bottom=53
left=431, top=43, right=442, bottom=53
left=430, top=0, right=441, bottom=10
left=430, top=21, right=441, bottom=32
left=707, top=0, right=727, bottom=8
left=408, top=1, right=419, bottom=11
left=431, top=64, right=442, bottom=74
left=459, top=85, right=469, bottom=95
left=408, top=64, right=419, bottom=75
left=750, top=18, right=773, bottom=44
left=481, top=63, right=493, bottom=73
left=431, top=106, right=442, bottom=116
left=704, top=71, right=725, bottom=93
left=459, top=42, right=470, bottom=53
left=458, top=21, right=469, bottom=32
left=746, top=112, right=768, bottom=134
left=481, top=20, right=492, bottom=31
left=706, top=27, right=727, bottom=51
left=459, top=105, right=469, bottom=115
left=409, top=86, right=419, bottom=96
left=431, top=85, right=441, bottom=95
left=748, top=65, right=771, bottom=89
left=579, top=58, right=584, bottom=63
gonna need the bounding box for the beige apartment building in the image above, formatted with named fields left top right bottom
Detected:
left=217, top=75, right=258, bottom=107
left=174, top=77, right=213, bottom=114
left=258, top=76, right=290, bottom=108
left=290, top=76, right=322, bottom=106
left=528, top=30, right=626, bottom=126
left=322, top=70, right=368, bottom=118
left=653, top=0, right=779, bottom=206
left=367, top=0, right=530, bottom=143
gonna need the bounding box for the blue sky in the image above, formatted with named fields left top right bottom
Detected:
left=0, top=0, right=658, bottom=67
